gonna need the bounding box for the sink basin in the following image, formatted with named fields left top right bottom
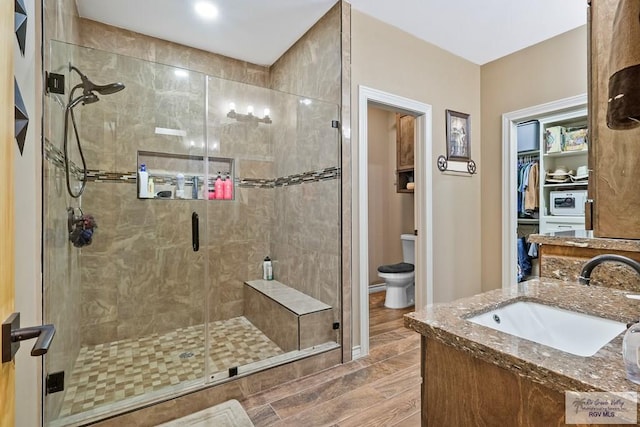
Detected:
left=467, top=301, right=626, bottom=357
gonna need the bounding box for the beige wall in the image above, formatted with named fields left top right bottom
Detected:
left=351, top=10, right=483, bottom=344
left=14, top=1, right=42, bottom=426
left=367, top=107, right=414, bottom=283
left=479, top=26, right=588, bottom=292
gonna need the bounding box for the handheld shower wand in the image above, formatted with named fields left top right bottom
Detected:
left=63, top=64, right=125, bottom=198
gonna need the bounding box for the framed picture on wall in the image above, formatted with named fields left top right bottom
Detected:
left=446, top=109, right=471, bottom=161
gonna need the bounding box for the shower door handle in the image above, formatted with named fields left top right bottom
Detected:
left=192, top=212, right=199, bottom=252
left=2, top=312, right=56, bottom=363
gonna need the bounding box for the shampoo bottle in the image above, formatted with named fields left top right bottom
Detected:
left=623, top=321, right=640, bottom=384
left=148, top=177, right=155, bottom=198
left=192, top=176, right=199, bottom=200
left=263, top=256, right=273, bottom=281
left=223, top=172, right=233, bottom=200
left=176, top=173, right=185, bottom=199
left=138, top=163, right=149, bottom=198
left=214, top=172, right=224, bottom=200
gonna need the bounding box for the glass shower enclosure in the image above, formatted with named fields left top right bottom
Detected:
left=43, top=41, right=341, bottom=426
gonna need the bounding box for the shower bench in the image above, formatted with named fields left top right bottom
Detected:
left=244, top=280, right=335, bottom=352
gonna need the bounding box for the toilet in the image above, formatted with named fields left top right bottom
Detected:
left=377, top=234, right=416, bottom=309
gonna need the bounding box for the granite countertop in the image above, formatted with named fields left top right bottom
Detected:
left=529, top=230, right=640, bottom=252
left=404, top=278, right=640, bottom=393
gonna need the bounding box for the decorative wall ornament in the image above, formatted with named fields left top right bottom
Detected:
left=15, top=78, right=29, bottom=155
left=14, top=0, right=27, bottom=56
left=437, top=109, right=477, bottom=175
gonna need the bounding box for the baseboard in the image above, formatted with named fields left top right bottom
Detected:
left=352, top=345, right=362, bottom=360
left=368, top=283, right=386, bottom=294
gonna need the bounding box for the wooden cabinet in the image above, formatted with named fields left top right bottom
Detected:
left=589, top=0, right=640, bottom=238
left=423, top=338, right=586, bottom=427
left=396, top=114, right=414, bottom=193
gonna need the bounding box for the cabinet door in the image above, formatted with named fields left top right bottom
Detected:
left=396, top=114, right=415, bottom=170
left=590, top=0, right=640, bottom=238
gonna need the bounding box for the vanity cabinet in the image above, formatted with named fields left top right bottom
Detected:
left=423, top=338, right=573, bottom=426
left=396, top=114, right=414, bottom=193
left=589, top=0, right=640, bottom=238
left=406, top=279, right=640, bottom=427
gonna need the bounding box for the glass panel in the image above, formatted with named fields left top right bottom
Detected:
left=43, top=41, right=208, bottom=426
left=204, top=77, right=341, bottom=383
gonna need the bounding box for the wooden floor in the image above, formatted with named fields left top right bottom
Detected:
left=240, top=291, right=421, bottom=426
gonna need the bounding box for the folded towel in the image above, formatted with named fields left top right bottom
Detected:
left=607, top=0, right=640, bottom=130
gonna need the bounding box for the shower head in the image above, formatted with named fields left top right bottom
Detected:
left=82, top=93, right=100, bottom=104
left=92, top=82, right=125, bottom=95
left=69, top=64, right=125, bottom=98
left=66, top=88, right=99, bottom=110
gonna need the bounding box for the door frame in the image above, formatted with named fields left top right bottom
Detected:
left=500, top=93, right=587, bottom=288
left=1, top=0, right=16, bottom=424
left=356, top=85, right=433, bottom=357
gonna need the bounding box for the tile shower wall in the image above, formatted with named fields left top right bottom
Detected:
left=269, top=3, right=342, bottom=317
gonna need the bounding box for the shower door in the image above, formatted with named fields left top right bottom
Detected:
left=43, top=42, right=210, bottom=426
left=203, top=76, right=342, bottom=382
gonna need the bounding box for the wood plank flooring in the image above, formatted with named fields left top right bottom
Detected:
left=240, top=291, right=420, bottom=426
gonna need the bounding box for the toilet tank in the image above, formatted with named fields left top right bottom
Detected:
left=401, top=234, right=416, bottom=264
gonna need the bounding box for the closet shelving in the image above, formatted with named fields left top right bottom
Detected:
left=538, top=107, right=588, bottom=233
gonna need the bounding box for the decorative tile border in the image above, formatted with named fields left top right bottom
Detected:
left=238, top=167, right=341, bottom=189
left=45, top=140, right=340, bottom=189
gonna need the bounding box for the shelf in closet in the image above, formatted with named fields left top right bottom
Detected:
left=543, top=149, right=588, bottom=158
left=517, top=218, right=539, bottom=225
left=542, top=182, right=588, bottom=189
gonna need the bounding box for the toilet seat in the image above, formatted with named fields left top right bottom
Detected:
left=377, top=264, right=415, bottom=309
left=377, top=262, right=414, bottom=274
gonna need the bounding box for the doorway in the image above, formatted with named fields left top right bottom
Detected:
left=501, top=94, right=587, bottom=288
left=357, top=86, right=433, bottom=358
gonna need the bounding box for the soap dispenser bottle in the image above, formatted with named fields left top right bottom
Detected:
left=223, top=172, right=233, bottom=200
left=622, top=320, right=640, bottom=384
left=214, top=172, right=224, bottom=200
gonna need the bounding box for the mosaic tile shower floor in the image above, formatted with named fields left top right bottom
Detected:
left=59, top=316, right=284, bottom=417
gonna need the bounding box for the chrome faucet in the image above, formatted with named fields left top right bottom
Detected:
left=578, top=254, right=640, bottom=285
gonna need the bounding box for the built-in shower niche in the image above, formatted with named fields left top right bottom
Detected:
left=137, top=151, right=234, bottom=200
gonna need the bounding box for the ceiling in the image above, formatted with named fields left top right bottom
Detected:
left=76, top=0, right=588, bottom=66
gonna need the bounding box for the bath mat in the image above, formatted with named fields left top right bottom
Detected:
left=157, top=399, right=254, bottom=427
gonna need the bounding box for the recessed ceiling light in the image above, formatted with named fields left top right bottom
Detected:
left=194, top=1, right=218, bottom=20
